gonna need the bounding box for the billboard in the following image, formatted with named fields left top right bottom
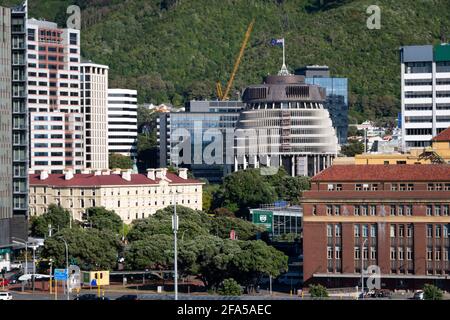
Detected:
left=252, top=210, right=273, bottom=232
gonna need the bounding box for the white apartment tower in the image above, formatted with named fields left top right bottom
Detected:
left=27, top=19, right=83, bottom=173
left=107, top=88, right=138, bottom=157
left=400, top=44, right=450, bottom=150
left=81, top=62, right=109, bottom=170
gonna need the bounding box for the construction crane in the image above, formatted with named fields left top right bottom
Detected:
left=216, top=18, right=255, bottom=101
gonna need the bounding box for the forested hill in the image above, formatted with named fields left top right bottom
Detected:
left=2, top=0, right=450, bottom=123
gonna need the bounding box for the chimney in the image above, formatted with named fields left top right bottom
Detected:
left=122, top=169, right=132, bottom=181
left=64, top=169, right=74, bottom=180
left=94, top=170, right=102, bottom=176
left=102, top=170, right=111, bottom=175
left=40, top=170, right=49, bottom=180
left=81, top=168, right=91, bottom=174
left=178, top=168, right=188, bottom=179
left=155, top=168, right=168, bottom=180
left=147, top=168, right=155, bottom=180
left=112, top=168, right=121, bottom=175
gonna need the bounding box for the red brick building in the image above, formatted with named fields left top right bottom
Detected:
left=301, top=164, right=450, bottom=290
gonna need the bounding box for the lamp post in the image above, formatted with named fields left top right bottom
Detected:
left=361, top=238, right=368, bottom=299
left=171, top=191, right=179, bottom=301
left=12, top=237, right=28, bottom=292
left=58, top=237, right=70, bottom=300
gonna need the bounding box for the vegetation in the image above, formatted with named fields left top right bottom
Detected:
left=309, top=284, right=329, bottom=298
left=3, top=0, right=450, bottom=123
left=85, top=207, right=124, bottom=234
left=109, top=153, right=133, bottom=170
left=341, top=140, right=365, bottom=157
left=423, top=284, right=444, bottom=300
left=30, top=204, right=71, bottom=238
left=218, top=278, right=243, bottom=296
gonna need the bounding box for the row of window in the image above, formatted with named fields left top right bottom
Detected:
left=317, top=204, right=449, bottom=216
left=327, top=183, right=450, bottom=192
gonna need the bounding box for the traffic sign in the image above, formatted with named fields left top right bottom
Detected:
left=54, top=268, right=68, bottom=281
left=90, top=279, right=97, bottom=286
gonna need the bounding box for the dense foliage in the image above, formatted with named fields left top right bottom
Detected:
left=423, top=283, right=444, bottom=300
left=109, top=153, right=133, bottom=169
left=309, top=284, right=329, bottom=298
left=218, top=278, right=243, bottom=296
left=30, top=204, right=71, bottom=237
left=3, top=0, right=450, bottom=122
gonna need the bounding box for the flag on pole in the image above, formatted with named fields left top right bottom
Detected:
left=270, top=38, right=284, bottom=47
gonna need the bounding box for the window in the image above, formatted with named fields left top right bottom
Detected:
left=334, top=205, right=340, bottom=216
left=361, top=205, right=368, bottom=216
left=336, top=184, right=342, bottom=191
left=363, top=248, right=368, bottom=260
left=444, top=225, right=449, bottom=238
left=327, top=225, right=333, bottom=237
left=390, top=225, right=396, bottom=238
left=370, top=247, right=377, bottom=260
left=354, top=206, right=360, bottom=216
left=407, top=224, right=413, bottom=238
left=354, top=225, right=360, bottom=237
left=335, top=247, right=341, bottom=260
left=435, top=249, right=441, bottom=261
left=435, top=206, right=441, bottom=216
left=326, top=205, right=332, bottom=215
left=406, top=205, right=412, bottom=216
left=312, top=205, right=317, bottom=216
left=327, top=184, right=334, bottom=191
left=354, top=247, right=360, bottom=259
left=443, top=205, right=449, bottom=216
left=407, top=248, right=413, bottom=260
left=370, top=225, right=377, bottom=238
left=398, top=248, right=404, bottom=260
left=427, top=224, right=433, bottom=238
left=391, top=184, right=398, bottom=191
left=399, top=225, right=404, bottom=237
left=398, top=206, right=404, bottom=216
left=371, top=184, right=378, bottom=191
left=327, top=247, right=333, bottom=259
left=390, top=205, right=396, bottom=216
left=390, top=247, right=396, bottom=260
left=370, top=205, right=376, bottom=216
left=428, top=184, right=434, bottom=191
left=362, top=184, right=370, bottom=191
left=335, top=224, right=341, bottom=237
left=355, top=184, right=362, bottom=191
left=436, top=225, right=441, bottom=238
left=407, top=184, right=414, bottom=191
left=362, top=225, right=368, bottom=238
left=426, top=205, right=432, bottom=216
left=427, top=248, right=433, bottom=261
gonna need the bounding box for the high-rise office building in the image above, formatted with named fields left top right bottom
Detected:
left=400, top=44, right=450, bottom=150
left=296, top=65, right=349, bottom=145
left=0, top=6, right=12, bottom=247
left=157, top=100, right=244, bottom=182
left=108, top=88, right=138, bottom=157
left=81, top=62, right=109, bottom=170
left=27, top=18, right=83, bottom=173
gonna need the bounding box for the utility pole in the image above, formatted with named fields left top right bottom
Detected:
left=59, top=237, right=70, bottom=300
left=172, top=192, right=179, bottom=301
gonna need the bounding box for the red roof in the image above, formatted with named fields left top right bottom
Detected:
left=432, top=126, right=450, bottom=141
left=29, top=172, right=203, bottom=187
left=311, top=164, right=450, bottom=182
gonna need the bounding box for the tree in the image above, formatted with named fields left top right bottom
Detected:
left=341, top=140, right=365, bottom=157
left=218, top=278, right=242, bottom=296
left=30, top=204, right=71, bottom=237
left=125, top=234, right=173, bottom=270
left=213, top=207, right=235, bottom=217
left=85, top=207, right=123, bottom=234
left=309, top=284, right=329, bottom=298
left=423, top=284, right=443, bottom=300
left=41, top=228, right=121, bottom=270
left=210, top=216, right=265, bottom=241
left=273, top=176, right=310, bottom=204
left=109, top=153, right=133, bottom=169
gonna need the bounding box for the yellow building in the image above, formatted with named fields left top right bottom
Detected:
left=340, top=127, right=450, bottom=165
left=29, top=168, right=204, bottom=224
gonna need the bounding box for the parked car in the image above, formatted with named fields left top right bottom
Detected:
left=277, top=273, right=303, bottom=286
left=368, top=289, right=391, bottom=298
left=413, top=290, right=424, bottom=300
left=9, top=262, right=22, bottom=270
left=0, top=279, right=10, bottom=287
left=74, top=294, right=99, bottom=301
left=116, top=295, right=139, bottom=301
left=0, top=292, right=12, bottom=300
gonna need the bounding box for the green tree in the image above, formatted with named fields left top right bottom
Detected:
left=109, top=153, right=133, bottom=169
left=41, top=228, right=121, bottom=270
left=85, top=207, right=123, bottom=234
left=341, top=140, right=365, bottom=157
left=125, top=234, right=173, bottom=270
left=210, top=216, right=265, bottom=241
left=309, top=284, right=329, bottom=298
left=423, top=284, right=443, bottom=300
left=30, top=204, right=71, bottom=237
left=218, top=278, right=243, bottom=296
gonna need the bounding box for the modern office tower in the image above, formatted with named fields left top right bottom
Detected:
left=157, top=100, right=244, bottom=182
left=235, top=73, right=338, bottom=177
left=400, top=44, right=450, bottom=150
left=80, top=62, right=109, bottom=170
left=10, top=1, right=28, bottom=239
left=107, top=88, right=138, bottom=157
left=0, top=6, right=12, bottom=247
left=302, top=164, right=450, bottom=290
left=296, top=65, right=349, bottom=145
left=27, top=18, right=83, bottom=174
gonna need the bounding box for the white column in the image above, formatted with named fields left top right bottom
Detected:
left=291, top=156, right=295, bottom=177
left=432, top=61, right=437, bottom=137
left=234, top=156, right=238, bottom=172
left=243, top=155, right=248, bottom=170
left=254, top=155, right=259, bottom=168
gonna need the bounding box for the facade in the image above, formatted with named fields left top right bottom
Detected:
left=29, top=168, right=203, bottom=224
left=400, top=44, right=450, bottom=150
left=235, top=73, right=338, bottom=177
left=0, top=6, right=12, bottom=247
left=157, top=100, right=244, bottom=182
left=250, top=206, right=302, bottom=238
left=108, top=88, right=137, bottom=157
left=80, top=62, right=109, bottom=170
left=27, top=18, right=83, bottom=173
left=296, top=65, right=349, bottom=145
left=302, top=164, right=450, bottom=290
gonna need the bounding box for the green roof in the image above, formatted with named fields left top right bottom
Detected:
left=434, top=44, right=450, bottom=62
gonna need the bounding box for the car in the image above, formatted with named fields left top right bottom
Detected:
left=10, top=262, right=22, bottom=270
left=0, top=279, right=9, bottom=287
left=0, top=292, right=12, bottom=301
left=115, top=295, right=139, bottom=301
left=74, top=294, right=99, bottom=301
left=413, top=290, right=424, bottom=300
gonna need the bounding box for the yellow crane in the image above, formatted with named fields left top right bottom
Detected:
left=216, top=18, right=255, bottom=101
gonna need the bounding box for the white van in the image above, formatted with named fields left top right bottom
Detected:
left=277, top=273, right=303, bottom=286
left=0, top=292, right=12, bottom=301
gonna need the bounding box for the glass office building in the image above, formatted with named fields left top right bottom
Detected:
left=296, top=66, right=349, bottom=145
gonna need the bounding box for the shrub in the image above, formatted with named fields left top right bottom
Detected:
left=423, top=284, right=443, bottom=300
left=309, top=284, right=329, bottom=298
left=218, top=278, right=243, bottom=296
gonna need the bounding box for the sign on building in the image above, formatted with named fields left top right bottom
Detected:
left=251, top=210, right=273, bottom=232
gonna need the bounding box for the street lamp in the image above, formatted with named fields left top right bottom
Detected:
left=361, top=238, right=368, bottom=299
left=57, top=237, right=70, bottom=300
left=171, top=191, right=180, bottom=301
left=12, top=237, right=28, bottom=292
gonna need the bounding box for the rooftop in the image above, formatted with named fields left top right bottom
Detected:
left=311, top=164, right=450, bottom=182
left=432, top=127, right=450, bottom=142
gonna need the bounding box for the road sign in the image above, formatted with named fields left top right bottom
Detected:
left=252, top=210, right=273, bottom=232
left=54, top=268, right=68, bottom=281
left=90, top=279, right=97, bottom=286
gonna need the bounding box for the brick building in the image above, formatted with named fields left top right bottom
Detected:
left=302, top=164, right=450, bottom=290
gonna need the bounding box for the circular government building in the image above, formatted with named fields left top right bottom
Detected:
left=234, top=73, right=338, bottom=176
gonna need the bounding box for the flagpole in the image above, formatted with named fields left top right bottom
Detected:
left=282, top=38, right=286, bottom=67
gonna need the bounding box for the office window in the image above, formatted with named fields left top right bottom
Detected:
left=334, top=205, right=340, bottom=216
left=354, top=247, right=360, bottom=259
left=406, top=205, right=412, bottom=216
left=370, top=247, right=376, bottom=260
left=370, top=205, right=376, bottom=216
left=407, top=224, right=413, bottom=238
left=326, top=205, right=332, bottom=215
left=335, top=224, right=341, bottom=237
left=354, top=206, right=360, bottom=216
left=435, top=250, right=441, bottom=261
left=399, top=225, right=404, bottom=237
left=435, top=206, right=441, bottom=216
left=327, top=225, right=333, bottom=237
left=407, top=248, right=413, bottom=260
left=390, top=247, right=396, bottom=260
left=362, top=225, right=368, bottom=238
left=398, top=248, right=404, bottom=260
left=370, top=225, right=377, bottom=238
left=427, top=224, right=433, bottom=238
left=327, top=247, right=333, bottom=259
left=390, top=225, right=396, bottom=238
left=436, top=225, right=441, bottom=238
left=427, top=248, right=433, bottom=261
left=354, top=225, right=360, bottom=237
left=335, top=247, right=341, bottom=260
left=426, top=205, right=432, bottom=216
left=390, top=205, right=396, bottom=216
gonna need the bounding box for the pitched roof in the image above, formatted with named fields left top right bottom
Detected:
left=432, top=126, right=450, bottom=141
left=311, top=164, right=450, bottom=182
left=29, top=172, right=203, bottom=187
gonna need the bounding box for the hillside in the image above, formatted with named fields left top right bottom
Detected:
left=2, top=0, right=450, bottom=123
